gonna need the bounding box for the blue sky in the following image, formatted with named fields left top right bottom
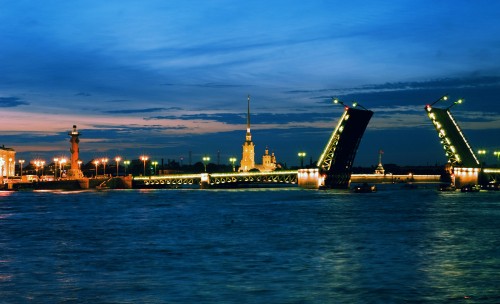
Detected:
left=1, top=0, right=500, bottom=167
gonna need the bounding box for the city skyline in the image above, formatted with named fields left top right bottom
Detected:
left=1, top=1, right=500, bottom=167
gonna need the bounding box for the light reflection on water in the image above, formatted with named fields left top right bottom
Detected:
left=0, top=186, right=499, bottom=303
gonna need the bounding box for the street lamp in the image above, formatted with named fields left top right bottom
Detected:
left=53, top=158, right=59, bottom=180
left=18, top=159, right=25, bottom=178
left=123, top=160, right=130, bottom=175
left=93, top=159, right=100, bottom=177
left=298, top=152, right=306, bottom=168
left=229, top=157, right=237, bottom=172
left=59, top=158, right=67, bottom=179
left=494, top=151, right=500, bottom=163
left=140, top=155, right=149, bottom=176
left=430, top=95, right=449, bottom=107
left=152, top=161, right=158, bottom=175
left=101, top=158, right=108, bottom=176
left=478, top=150, right=487, bottom=167
left=77, top=160, right=82, bottom=170
left=332, top=97, right=345, bottom=106
left=115, top=157, right=121, bottom=176
left=446, top=98, right=464, bottom=111
left=202, top=156, right=210, bottom=172
left=40, top=160, right=45, bottom=178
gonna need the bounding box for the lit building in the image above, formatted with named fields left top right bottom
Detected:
left=254, top=147, right=278, bottom=172
left=239, top=95, right=256, bottom=172
left=67, top=125, right=84, bottom=179
left=374, top=149, right=385, bottom=174
left=239, top=95, right=279, bottom=172
left=0, top=145, right=16, bottom=178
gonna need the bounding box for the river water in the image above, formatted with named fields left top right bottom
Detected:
left=0, top=185, right=499, bottom=303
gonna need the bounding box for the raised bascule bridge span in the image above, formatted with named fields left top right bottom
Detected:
left=133, top=99, right=373, bottom=190
left=425, top=96, right=499, bottom=188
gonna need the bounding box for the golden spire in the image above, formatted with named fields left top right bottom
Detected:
left=246, top=94, right=252, bottom=142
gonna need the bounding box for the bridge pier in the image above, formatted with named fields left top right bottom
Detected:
left=200, top=173, right=210, bottom=189
left=453, top=167, right=479, bottom=188
left=297, top=169, right=323, bottom=189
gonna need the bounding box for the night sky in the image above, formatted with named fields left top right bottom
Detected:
left=1, top=1, right=500, bottom=167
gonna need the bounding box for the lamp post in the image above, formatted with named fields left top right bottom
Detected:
left=93, top=160, right=100, bottom=177
left=140, top=155, right=149, bottom=176
left=478, top=150, right=487, bottom=167
left=229, top=157, right=237, bottom=172
left=430, top=95, right=449, bottom=107
left=446, top=98, right=464, bottom=111
left=202, top=156, right=210, bottom=172
left=124, top=160, right=130, bottom=175
left=298, top=152, right=306, bottom=168
left=53, top=157, right=59, bottom=180
left=77, top=160, right=82, bottom=170
left=34, top=161, right=39, bottom=179
left=18, top=159, right=25, bottom=178
left=40, top=160, right=45, bottom=178
left=101, top=158, right=108, bottom=176
left=115, top=157, right=121, bottom=176
left=152, top=161, right=158, bottom=175
left=59, top=158, right=67, bottom=179
left=60, top=158, right=67, bottom=175
left=494, top=151, right=500, bottom=163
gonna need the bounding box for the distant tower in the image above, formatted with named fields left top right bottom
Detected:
left=239, top=95, right=255, bottom=172
left=67, top=125, right=84, bottom=179
left=375, top=149, right=385, bottom=175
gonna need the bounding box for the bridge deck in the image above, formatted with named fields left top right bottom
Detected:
left=425, top=105, right=479, bottom=167
left=133, top=170, right=299, bottom=188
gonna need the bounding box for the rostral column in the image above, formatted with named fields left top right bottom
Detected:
left=67, top=125, right=84, bottom=179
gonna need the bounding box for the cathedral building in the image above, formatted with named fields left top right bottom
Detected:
left=239, top=96, right=278, bottom=172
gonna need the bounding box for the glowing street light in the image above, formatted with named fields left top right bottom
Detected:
left=140, top=155, right=149, bottom=176
left=77, top=160, right=82, bottom=170
left=352, top=101, right=368, bottom=110
left=430, top=95, right=449, bottom=107
left=478, top=150, right=487, bottom=167
left=332, top=97, right=345, bottom=106
left=229, top=157, right=237, bottom=172
left=446, top=98, right=464, bottom=111
left=101, top=158, right=108, bottom=176
left=202, top=156, right=210, bottom=172
left=494, top=151, right=500, bottom=162
left=40, top=160, right=45, bottom=177
left=18, top=159, right=25, bottom=178
left=53, top=157, right=59, bottom=179
left=115, top=157, right=121, bottom=176
left=93, top=159, right=100, bottom=177
left=152, top=161, right=158, bottom=175
left=298, top=152, right=306, bottom=168
left=123, top=160, right=130, bottom=175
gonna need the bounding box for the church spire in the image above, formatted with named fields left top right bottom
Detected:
left=246, top=94, right=252, bottom=142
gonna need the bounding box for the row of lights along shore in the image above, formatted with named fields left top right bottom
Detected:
left=9, top=146, right=499, bottom=180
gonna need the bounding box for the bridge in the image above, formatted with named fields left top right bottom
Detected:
left=317, top=102, right=373, bottom=188
left=133, top=170, right=299, bottom=188
left=425, top=96, right=499, bottom=188
left=133, top=100, right=373, bottom=190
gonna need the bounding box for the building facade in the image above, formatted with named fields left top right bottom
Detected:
left=0, top=145, right=16, bottom=178
left=239, top=96, right=278, bottom=172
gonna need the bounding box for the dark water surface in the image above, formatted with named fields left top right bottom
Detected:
left=1, top=186, right=499, bottom=303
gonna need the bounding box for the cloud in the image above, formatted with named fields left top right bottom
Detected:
left=0, top=97, right=29, bottom=107
left=104, top=107, right=168, bottom=114
left=75, top=92, right=91, bottom=97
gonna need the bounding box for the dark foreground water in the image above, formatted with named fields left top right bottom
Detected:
left=0, top=185, right=499, bottom=303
